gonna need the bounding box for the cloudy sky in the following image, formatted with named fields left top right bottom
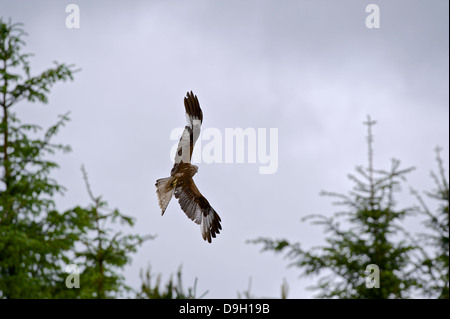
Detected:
left=1, top=0, right=448, bottom=298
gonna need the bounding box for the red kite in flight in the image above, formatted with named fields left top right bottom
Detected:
left=156, top=91, right=222, bottom=243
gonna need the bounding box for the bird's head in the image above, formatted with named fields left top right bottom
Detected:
left=190, top=164, right=199, bottom=176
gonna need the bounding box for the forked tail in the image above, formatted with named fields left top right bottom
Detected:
left=155, top=177, right=175, bottom=215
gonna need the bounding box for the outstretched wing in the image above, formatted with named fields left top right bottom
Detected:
left=173, top=91, right=203, bottom=168
left=174, top=179, right=222, bottom=243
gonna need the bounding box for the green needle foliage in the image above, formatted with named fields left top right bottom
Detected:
left=137, top=264, right=208, bottom=299
left=0, top=18, right=83, bottom=298
left=72, top=166, right=155, bottom=299
left=412, top=147, right=449, bottom=299
left=237, top=277, right=289, bottom=299
left=0, top=19, right=153, bottom=299
left=250, top=116, right=421, bottom=298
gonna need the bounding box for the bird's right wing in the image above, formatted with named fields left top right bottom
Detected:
left=173, top=91, right=203, bottom=167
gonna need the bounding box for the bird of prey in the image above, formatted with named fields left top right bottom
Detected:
left=155, top=91, right=222, bottom=243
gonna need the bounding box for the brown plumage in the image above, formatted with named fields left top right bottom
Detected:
left=155, top=91, right=222, bottom=243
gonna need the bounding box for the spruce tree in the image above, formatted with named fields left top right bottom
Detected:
left=412, top=147, right=449, bottom=299
left=0, top=19, right=152, bottom=298
left=137, top=265, right=208, bottom=299
left=73, top=166, right=154, bottom=298
left=250, top=116, right=419, bottom=298
left=0, top=19, right=84, bottom=298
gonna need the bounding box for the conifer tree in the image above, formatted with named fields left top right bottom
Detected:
left=0, top=19, right=84, bottom=298
left=137, top=265, right=208, bottom=299
left=250, top=116, right=419, bottom=298
left=73, top=166, right=154, bottom=298
left=412, top=147, right=449, bottom=299
left=0, top=19, right=152, bottom=298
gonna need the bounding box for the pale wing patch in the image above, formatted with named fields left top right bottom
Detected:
left=173, top=118, right=201, bottom=165
left=174, top=126, right=192, bottom=164
left=201, top=207, right=222, bottom=243
left=191, top=118, right=201, bottom=150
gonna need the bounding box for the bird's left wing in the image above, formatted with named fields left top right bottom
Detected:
left=174, top=179, right=222, bottom=243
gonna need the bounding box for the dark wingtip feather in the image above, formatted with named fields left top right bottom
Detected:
left=184, top=91, right=203, bottom=123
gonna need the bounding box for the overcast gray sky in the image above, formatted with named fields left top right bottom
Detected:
left=1, top=0, right=448, bottom=298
